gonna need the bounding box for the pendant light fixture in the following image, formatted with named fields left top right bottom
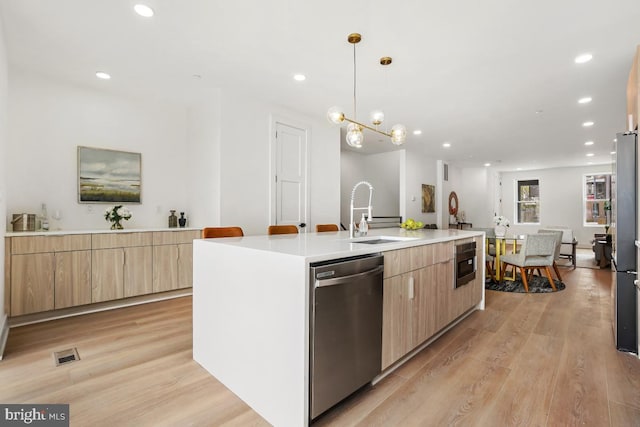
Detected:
left=327, top=33, right=407, bottom=147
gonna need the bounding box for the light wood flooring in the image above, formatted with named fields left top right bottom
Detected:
left=1, top=266, right=639, bottom=426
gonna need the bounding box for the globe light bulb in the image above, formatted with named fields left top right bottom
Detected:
left=370, top=110, right=384, bottom=126
left=327, top=106, right=345, bottom=125
left=346, top=123, right=364, bottom=148
left=390, top=124, right=407, bottom=145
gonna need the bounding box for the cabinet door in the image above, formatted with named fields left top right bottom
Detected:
left=413, top=266, right=438, bottom=346
left=153, top=245, right=179, bottom=292
left=381, top=273, right=413, bottom=369
left=92, top=248, right=124, bottom=303
left=55, top=250, right=91, bottom=309
left=11, top=253, right=55, bottom=316
left=435, top=260, right=454, bottom=331
left=177, top=243, right=193, bottom=289
left=124, top=246, right=153, bottom=297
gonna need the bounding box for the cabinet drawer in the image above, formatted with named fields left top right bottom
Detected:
left=11, top=234, right=91, bottom=254
left=152, top=230, right=200, bottom=245
left=424, top=241, right=454, bottom=265
left=92, top=232, right=153, bottom=249
left=384, top=246, right=424, bottom=278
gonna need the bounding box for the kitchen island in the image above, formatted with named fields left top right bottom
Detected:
left=193, top=228, right=485, bottom=427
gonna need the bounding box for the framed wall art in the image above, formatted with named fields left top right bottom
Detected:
left=422, top=184, right=435, bottom=213
left=78, top=146, right=142, bottom=203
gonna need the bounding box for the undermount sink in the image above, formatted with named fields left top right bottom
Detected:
left=349, top=236, right=419, bottom=245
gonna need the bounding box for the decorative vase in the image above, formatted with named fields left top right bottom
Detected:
left=178, top=212, right=186, bottom=228
left=111, top=220, right=123, bottom=230
left=168, top=210, right=178, bottom=228
left=494, top=225, right=507, bottom=238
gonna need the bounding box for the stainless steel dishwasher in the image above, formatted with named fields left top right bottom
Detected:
left=309, top=253, right=384, bottom=420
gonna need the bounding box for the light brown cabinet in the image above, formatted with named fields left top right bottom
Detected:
left=381, top=239, right=482, bottom=370
left=152, top=230, right=199, bottom=292
left=5, top=229, right=198, bottom=317
left=9, top=234, right=91, bottom=316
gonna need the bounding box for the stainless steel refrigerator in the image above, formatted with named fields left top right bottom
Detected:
left=612, top=131, right=638, bottom=353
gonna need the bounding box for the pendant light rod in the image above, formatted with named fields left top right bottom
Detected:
left=327, top=32, right=407, bottom=147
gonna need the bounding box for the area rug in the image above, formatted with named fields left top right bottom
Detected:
left=485, top=275, right=565, bottom=293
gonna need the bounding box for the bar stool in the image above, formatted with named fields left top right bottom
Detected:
left=316, top=224, right=339, bottom=232
left=202, top=226, right=244, bottom=238
left=268, top=225, right=299, bottom=235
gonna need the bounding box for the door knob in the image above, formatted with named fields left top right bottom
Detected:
left=299, top=223, right=306, bottom=228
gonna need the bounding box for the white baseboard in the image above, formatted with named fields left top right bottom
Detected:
left=0, top=314, right=8, bottom=361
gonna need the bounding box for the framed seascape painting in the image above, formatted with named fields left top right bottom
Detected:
left=422, top=184, right=435, bottom=213
left=78, top=146, right=142, bottom=203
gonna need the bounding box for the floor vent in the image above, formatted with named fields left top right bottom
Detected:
left=53, top=348, right=80, bottom=366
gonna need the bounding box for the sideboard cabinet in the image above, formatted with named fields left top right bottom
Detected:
left=4, top=229, right=200, bottom=317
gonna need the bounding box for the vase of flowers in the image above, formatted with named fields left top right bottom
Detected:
left=493, top=215, right=510, bottom=237
left=105, top=205, right=132, bottom=230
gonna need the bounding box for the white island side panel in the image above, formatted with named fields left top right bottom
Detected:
left=193, top=239, right=308, bottom=427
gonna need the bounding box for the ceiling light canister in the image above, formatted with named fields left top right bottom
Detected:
left=95, top=71, right=111, bottom=80
left=134, top=4, right=154, bottom=17
left=575, top=53, right=593, bottom=64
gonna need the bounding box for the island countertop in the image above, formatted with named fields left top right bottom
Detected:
left=194, top=227, right=484, bottom=263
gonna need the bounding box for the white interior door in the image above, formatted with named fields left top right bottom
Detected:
left=273, top=121, right=308, bottom=231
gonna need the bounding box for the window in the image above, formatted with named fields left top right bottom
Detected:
left=516, top=179, right=540, bottom=224
left=584, top=173, right=611, bottom=226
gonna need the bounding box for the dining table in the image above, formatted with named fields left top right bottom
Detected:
left=489, top=234, right=526, bottom=280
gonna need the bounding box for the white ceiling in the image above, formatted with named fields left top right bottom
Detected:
left=1, top=0, right=639, bottom=171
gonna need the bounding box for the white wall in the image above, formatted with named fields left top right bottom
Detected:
left=218, top=89, right=340, bottom=236
left=500, top=164, right=612, bottom=247
left=186, top=91, right=222, bottom=228
left=0, top=11, right=8, bottom=349
left=340, top=150, right=400, bottom=227
left=400, top=147, right=438, bottom=226
left=6, top=69, right=191, bottom=231
left=457, top=167, right=495, bottom=228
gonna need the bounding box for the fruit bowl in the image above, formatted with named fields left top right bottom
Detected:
left=400, top=218, right=424, bottom=230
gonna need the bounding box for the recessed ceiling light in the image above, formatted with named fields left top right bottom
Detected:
left=516, top=168, right=522, bottom=171
left=413, top=130, right=422, bottom=135
left=584, top=141, right=594, bottom=146
left=535, top=110, right=544, bottom=114
left=442, top=142, right=451, bottom=148
left=293, top=74, right=306, bottom=81
left=578, top=97, right=592, bottom=104
left=134, top=4, right=154, bottom=17
left=587, top=162, right=593, bottom=165
left=613, top=138, right=617, bottom=142
left=484, top=163, right=491, bottom=167
left=611, top=151, right=616, bottom=155
left=95, top=71, right=111, bottom=80
left=582, top=121, right=594, bottom=127
left=586, top=153, right=595, bottom=157
left=575, top=53, right=593, bottom=64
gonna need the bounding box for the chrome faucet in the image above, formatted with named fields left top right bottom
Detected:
left=350, top=181, right=373, bottom=238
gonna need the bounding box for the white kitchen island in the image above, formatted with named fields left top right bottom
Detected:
left=193, top=228, right=485, bottom=426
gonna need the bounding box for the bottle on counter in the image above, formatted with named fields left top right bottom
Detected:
left=178, top=212, right=187, bottom=228
left=359, top=213, right=368, bottom=236
left=168, top=210, right=178, bottom=228
left=40, top=203, right=49, bottom=231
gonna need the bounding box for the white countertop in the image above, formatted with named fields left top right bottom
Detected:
left=5, top=227, right=200, bottom=237
left=197, top=227, right=483, bottom=263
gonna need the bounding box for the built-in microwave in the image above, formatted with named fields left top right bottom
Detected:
left=455, top=241, right=476, bottom=288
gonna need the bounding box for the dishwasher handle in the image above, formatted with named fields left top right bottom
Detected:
left=315, top=265, right=384, bottom=288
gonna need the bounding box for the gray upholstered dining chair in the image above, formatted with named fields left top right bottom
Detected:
left=500, top=233, right=558, bottom=292
left=538, top=228, right=564, bottom=282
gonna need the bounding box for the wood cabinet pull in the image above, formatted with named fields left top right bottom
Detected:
left=408, top=276, right=414, bottom=300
